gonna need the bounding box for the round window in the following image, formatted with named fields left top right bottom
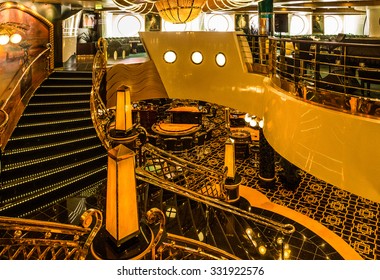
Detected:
left=164, top=50, right=177, bottom=63
left=191, top=51, right=203, bottom=64
left=215, top=53, right=226, bottom=67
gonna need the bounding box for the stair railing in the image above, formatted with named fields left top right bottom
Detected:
left=0, top=208, right=102, bottom=260
left=140, top=142, right=228, bottom=200
left=0, top=44, right=52, bottom=152
left=90, top=38, right=113, bottom=151
left=136, top=166, right=295, bottom=235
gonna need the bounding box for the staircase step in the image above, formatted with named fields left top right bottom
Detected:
left=0, top=166, right=107, bottom=217
left=16, top=116, right=92, bottom=128
left=1, top=69, right=107, bottom=218
left=23, top=100, right=90, bottom=114
left=48, top=70, right=92, bottom=79
left=40, top=78, right=92, bottom=87
left=0, top=153, right=107, bottom=200
left=32, top=92, right=90, bottom=102
left=3, top=134, right=100, bottom=157
left=1, top=144, right=105, bottom=180
left=21, top=108, right=90, bottom=118
left=34, top=85, right=92, bottom=95
left=7, top=125, right=96, bottom=146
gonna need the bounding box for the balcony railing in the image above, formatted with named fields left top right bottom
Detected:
left=239, top=34, right=380, bottom=119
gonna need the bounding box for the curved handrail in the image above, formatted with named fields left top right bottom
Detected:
left=0, top=44, right=52, bottom=151
left=0, top=44, right=51, bottom=111
left=159, top=233, right=241, bottom=260
left=269, top=36, right=380, bottom=119
left=90, top=38, right=113, bottom=150
left=0, top=109, right=9, bottom=132
left=141, top=142, right=228, bottom=200
left=0, top=208, right=103, bottom=260
left=136, top=166, right=295, bottom=235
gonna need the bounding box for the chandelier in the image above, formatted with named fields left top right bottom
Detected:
left=155, top=0, right=206, bottom=24
left=112, top=0, right=254, bottom=24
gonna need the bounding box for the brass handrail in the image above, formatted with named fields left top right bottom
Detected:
left=0, top=45, right=52, bottom=111
left=141, top=142, right=228, bottom=200
left=158, top=233, right=241, bottom=260
left=136, top=167, right=295, bottom=235
left=0, top=208, right=102, bottom=260
left=0, top=109, right=8, bottom=132
left=90, top=37, right=113, bottom=150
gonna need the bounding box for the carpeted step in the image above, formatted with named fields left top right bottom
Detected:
left=1, top=144, right=105, bottom=182
left=0, top=70, right=107, bottom=217
left=0, top=153, right=107, bottom=205
left=0, top=166, right=107, bottom=217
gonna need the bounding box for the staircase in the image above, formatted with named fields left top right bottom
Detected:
left=0, top=70, right=107, bottom=217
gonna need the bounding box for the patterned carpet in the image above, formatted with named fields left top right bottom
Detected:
left=53, top=57, right=379, bottom=259
left=187, top=104, right=380, bottom=260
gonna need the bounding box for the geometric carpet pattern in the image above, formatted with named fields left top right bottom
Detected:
left=192, top=106, right=380, bottom=260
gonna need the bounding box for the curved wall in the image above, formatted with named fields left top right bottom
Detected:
left=139, top=31, right=380, bottom=203
left=263, top=78, right=380, bottom=202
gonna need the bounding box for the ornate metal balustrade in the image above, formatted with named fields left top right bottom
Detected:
left=140, top=143, right=228, bottom=200
left=136, top=166, right=295, bottom=235
left=90, top=207, right=241, bottom=260
left=0, top=209, right=102, bottom=260
left=90, top=38, right=113, bottom=150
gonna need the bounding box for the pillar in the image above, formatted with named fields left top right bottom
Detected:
left=258, top=0, right=274, bottom=36
left=258, top=0, right=274, bottom=65
left=258, top=128, right=275, bottom=188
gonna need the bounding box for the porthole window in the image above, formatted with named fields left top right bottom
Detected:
left=290, top=15, right=307, bottom=35
left=250, top=15, right=259, bottom=34
left=117, top=15, right=142, bottom=37
left=215, top=52, right=226, bottom=67
left=164, top=50, right=177, bottom=63
left=324, top=15, right=343, bottom=34
left=207, top=14, right=230, bottom=31
left=191, top=51, right=203, bottom=64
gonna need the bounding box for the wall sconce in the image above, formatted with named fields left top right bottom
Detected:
left=10, top=33, right=22, bottom=44
left=0, top=34, right=10, bottom=45
left=106, top=144, right=140, bottom=247
left=0, top=22, right=28, bottom=46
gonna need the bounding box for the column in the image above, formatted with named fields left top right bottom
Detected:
left=258, top=128, right=275, bottom=188
left=258, top=0, right=274, bottom=65
left=258, top=0, right=274, bottom=36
